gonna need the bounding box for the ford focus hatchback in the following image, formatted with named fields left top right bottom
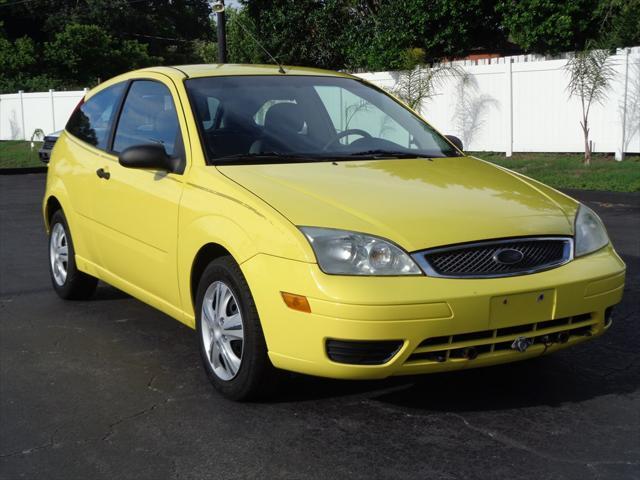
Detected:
left=43, top=65, right=625, bottom=400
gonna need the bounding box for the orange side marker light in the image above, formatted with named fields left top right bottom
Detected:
left=281, top=292, right=311, bottom=313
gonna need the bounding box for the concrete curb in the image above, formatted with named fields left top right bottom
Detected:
left=0, top=166, right=47, bottom=175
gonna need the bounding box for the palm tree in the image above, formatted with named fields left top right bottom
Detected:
left=566, top=47, right=616, bottom=165
left=391, top=63, right=463, bottom=112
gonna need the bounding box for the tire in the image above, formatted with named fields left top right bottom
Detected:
left=195, top=256, right=278, bottom=401
left=48, top=210, right=98, bottom=300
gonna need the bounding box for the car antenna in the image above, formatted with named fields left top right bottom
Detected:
left=232, top=16, right=286, bottom=74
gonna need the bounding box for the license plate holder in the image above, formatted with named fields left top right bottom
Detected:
left=490, top=289, right=556, bottom=328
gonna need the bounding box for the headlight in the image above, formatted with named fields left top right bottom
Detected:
left=574, top=204, right=609, bottom=257
left=300, top=227, right=422, bottom=275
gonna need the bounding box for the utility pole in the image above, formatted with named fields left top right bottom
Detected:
left=211, top=1, right=227, bottom=63
left=617, top=48, right=630, bottom=162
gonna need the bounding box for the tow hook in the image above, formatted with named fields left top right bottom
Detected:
left=511, top=336, right=533, bottom=352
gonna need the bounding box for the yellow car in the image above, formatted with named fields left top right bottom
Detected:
left=43, top=64, right=625, bottom=400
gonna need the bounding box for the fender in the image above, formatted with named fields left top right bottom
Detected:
left=42, top=175, right=71, bottom=232
left=178, top=214, right=258, bottom=321
left=43, top=175, right=91, bottom=266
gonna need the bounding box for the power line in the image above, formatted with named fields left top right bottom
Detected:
left=0, top=0, right=151, bottom=8
left=128, top=32, right=196, bottom=43
left=0, top=0, right=39, bottom=8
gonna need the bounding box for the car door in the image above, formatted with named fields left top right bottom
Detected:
left=92, top=76, right=188, bottom=309
left=62, top=82, right=128, bottom=264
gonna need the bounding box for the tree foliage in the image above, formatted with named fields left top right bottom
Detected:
left=235, top=0, right=357, bottom=69
left=0, top=0, right=638, bottom=93
left=596, top=0, right=640, bottom=49
left=496, top=0, right=601, bottom=54
left=226, top=9, right=265, bottom=64
left=0, top=0, right=213, bottom=92
left=44, top=24, right=158, bottom=87
left=344, top=0, right=507, bottom=71
left=235, top=0, right=507, bottom=71
left=0, top=31, right=58, bottom=92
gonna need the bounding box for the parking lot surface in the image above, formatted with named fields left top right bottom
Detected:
left=1, top=174, right=638, bottom=480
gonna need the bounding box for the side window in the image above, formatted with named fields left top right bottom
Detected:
left=66, top=82, right=126, bottom=150
left=113, top=80, right=182, bottom=156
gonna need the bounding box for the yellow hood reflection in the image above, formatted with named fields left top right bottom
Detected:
left=218, top=156, right=576, bottom=251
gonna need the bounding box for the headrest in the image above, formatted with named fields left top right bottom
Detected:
left=264, top=102, right=304, bottom=133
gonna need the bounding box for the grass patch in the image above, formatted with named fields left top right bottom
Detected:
left=0, top=141, right=44, bottom=169
left=1, top=142, right=638, bottom=192
left=472, top=152, right=640, bottom=193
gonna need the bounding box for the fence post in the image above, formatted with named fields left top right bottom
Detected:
left=616, top=48, right=630, bottom=161
left=49, top=89, right=56, bottom=132
left=505, top=58, right=513, bottom=157
left=18, top=90, right=26, bottom=140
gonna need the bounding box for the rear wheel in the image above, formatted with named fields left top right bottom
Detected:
left=195, top=256, right=278, bottom=401
left=48, top=210, right=97, bottom=300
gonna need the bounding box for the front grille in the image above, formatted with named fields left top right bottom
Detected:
left=326, top=339, right=403, bottom=365
left=413, top=237, right=572, bottom=278
left=406, top=313, right=594, bottom=364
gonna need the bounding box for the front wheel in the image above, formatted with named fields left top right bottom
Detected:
left=195, top=256, right=278, bottom=401
left=48, top=210, right=97, bottom=300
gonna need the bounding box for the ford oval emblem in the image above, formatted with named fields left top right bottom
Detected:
left=493, top=248, right=524, bottom=265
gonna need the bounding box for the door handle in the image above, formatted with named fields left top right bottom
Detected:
left=96, top=168, right=110, bottom=180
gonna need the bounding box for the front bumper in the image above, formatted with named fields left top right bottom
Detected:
left=241, top=245, right=625, bottom=379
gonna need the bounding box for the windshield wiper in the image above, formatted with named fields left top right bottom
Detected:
left=345, top=149, right=433, bottom=159
left=214, top=152, right=327, bottom=165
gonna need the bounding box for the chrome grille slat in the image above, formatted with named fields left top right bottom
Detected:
left=412, top=237, right=573, bottom=279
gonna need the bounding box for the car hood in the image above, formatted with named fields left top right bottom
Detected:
left=217, top=156, right=576, bottom=251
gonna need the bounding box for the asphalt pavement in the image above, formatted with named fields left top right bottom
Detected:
left=1, top=174, right=639, bottom=480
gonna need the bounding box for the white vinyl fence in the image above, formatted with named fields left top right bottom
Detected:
left=358, top=47, right=640, bottom=158
left=0, top=89, right=87, bottom=141
left=1, top=47, right=639, bottom=157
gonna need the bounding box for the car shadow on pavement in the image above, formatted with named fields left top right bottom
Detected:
left=370, top=356, right=639, bottom=412
left=268, top=248, right=639, bottom=408
left=91, top=283, right=131, bottom=301
left=272, top=262, right=639, bottom=410
left=82, top=248, right=639, bottom=411
left=268, top=343, right=639, bottom=409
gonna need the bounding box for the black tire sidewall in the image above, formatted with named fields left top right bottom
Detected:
left=48, top=210, right=96, bottom=300
left=49, top=211, right=76, bottom=296
left=195, top=257, right=272, bottom=400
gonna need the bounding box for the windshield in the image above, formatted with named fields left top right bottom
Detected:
left=186, top=75, right=460, bottom=164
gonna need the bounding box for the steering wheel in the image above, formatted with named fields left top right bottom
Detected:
left=322, top=129, right=372, bottom=151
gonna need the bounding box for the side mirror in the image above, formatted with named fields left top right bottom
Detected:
left=445, top=135, right=463, bottom=151
left=119, top=144, right=177, bottom=172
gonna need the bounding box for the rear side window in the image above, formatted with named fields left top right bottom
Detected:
left=66, top=83, right=126, bottom=150
left=113, top=80, right=182, bottom=156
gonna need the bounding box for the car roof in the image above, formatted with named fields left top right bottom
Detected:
left=85, top=64, right=357, bottom=99
left=165, top=64, right=354, bottom=79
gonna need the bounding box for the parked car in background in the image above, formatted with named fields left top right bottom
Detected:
left=43, top=65, right=625, bottom=401
left=39, top=131, right=60, bottom=163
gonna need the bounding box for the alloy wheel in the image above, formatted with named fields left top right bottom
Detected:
left=201, top=281, right=245, bottom=381
left=50, top=223, right=69, bottom=286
